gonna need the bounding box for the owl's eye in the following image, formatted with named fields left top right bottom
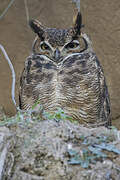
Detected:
left=41, top=43, right=50, bottom=50
left=65, top=41, right=79, bottom=49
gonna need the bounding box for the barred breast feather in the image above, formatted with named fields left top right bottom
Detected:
left=19, top=49, right=111, bottom=127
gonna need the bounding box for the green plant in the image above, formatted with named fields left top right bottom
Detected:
left=43, top=107, right=73, bottom=122
left=67, top=133, right=120, bottom=168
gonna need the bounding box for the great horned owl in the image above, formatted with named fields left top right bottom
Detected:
left=19, top=13, right=111, bottom=127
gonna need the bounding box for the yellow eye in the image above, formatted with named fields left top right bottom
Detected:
left=65, top=42, right=79, bottom=49
left=41, top=43, right=50, bottom=50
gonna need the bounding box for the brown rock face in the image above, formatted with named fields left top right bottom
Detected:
left=0, top=0, right=119, bottom=127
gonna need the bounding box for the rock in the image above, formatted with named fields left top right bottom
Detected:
left=0, top=127, right=16, bottom=180
left=1, top=117, right=119, bottom=180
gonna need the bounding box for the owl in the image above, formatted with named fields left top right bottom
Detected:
left=19, top=13, right=111, bottom=127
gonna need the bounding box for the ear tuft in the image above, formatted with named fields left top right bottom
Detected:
left=29, top=19, right=45, bottom=40
left=74, top=12, right=82, bottom=36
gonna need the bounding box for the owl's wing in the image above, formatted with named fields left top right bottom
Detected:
left=95, top=55, right=111, bottom=127
left=19, top=69, right=25, bottom=109
left=19, top=56, right=34, bottom=110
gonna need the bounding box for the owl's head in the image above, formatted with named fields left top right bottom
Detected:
left=29, top=13, right=87, bottom=62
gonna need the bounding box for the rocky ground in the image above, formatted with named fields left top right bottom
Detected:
left=0, top=110, right=120, bottom=180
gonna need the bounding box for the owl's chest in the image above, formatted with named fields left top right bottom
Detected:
left=30, top=54, right=99, bottom=103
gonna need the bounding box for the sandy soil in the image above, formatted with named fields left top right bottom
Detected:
left=0, top=0, right=120, bottom=128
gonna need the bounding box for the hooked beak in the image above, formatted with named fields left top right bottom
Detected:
left=54, top=48, right=61, bottom=61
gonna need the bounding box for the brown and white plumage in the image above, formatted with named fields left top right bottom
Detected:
left=19, top=13, right=111, bottom=127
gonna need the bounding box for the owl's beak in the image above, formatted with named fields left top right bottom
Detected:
left=54, top=48, right=61, bottom=61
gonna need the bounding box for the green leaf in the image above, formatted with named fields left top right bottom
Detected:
left=68, top=149, right=78, bottom=157
left=94, top=143, right=120, bottom=154
left=68, top=157, right=89, bottom=168
left=32, top=99, right=41, bottom=110
left=81, top=160, right=89, bottom=168
left=68, top=157, right=82, bottom=165
left=82, top=138, right=89, bottom=145
left=80, top=135, right=85, bottom=141
left=88, top=146, right=107, bottom=158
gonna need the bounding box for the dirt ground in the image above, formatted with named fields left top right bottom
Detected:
left=0, top=0, right=120, bottom=128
